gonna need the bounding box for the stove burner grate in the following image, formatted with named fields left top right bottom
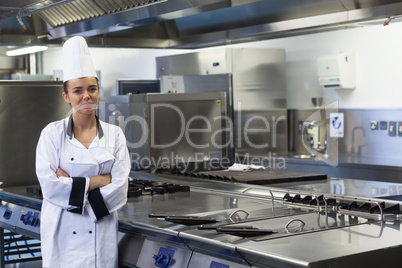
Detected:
left=127, top=178, right=190, bottom=198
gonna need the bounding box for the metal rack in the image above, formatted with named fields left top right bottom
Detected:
left=0, top=228, right=41, bottom=268
left=279, top=190, right=400, bottom=221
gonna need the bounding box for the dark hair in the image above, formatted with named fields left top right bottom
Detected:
left=63, top=77, right=99, bottom=94
left=63, top=80, right=69, bottom=94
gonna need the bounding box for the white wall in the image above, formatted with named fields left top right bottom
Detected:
left=42, top=22, right=402, bottom=108
left=220, top=22, right=402, bottom=109
left=42, top=47, right=190, bottom=96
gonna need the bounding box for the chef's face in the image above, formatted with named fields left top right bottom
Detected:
left=62, top=77, right=99, bottom=115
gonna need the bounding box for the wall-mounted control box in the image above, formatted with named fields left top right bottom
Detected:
left=379, top=121, right=388, bottom=130
left=398, top=122, right=402, bottom=136
left=370, top=121, right=378, bottom=130
left=389, top=121, right=396, bottom=136
left=317, top=53, right=355, bottom=89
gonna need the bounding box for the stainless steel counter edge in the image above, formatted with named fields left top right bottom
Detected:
left=247, top=153, right=402, bottom=182
left=0, top=188, right=42, bottom=211
left=284, top=153, right=402, bottom=168
left=130, top=172, right=402, bottom=207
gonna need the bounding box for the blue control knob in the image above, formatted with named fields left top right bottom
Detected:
left=20, top=212, right=30, bottom=225
left=153, top=253, right=171, bottom=268
left=20, top=211, right=39, bottom=226
left=3, top=210, right=12, bottom=220
left=153, top=247, right=174, bottom=268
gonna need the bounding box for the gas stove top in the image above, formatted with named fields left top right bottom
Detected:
left=127, top=178, right=190, bottom=197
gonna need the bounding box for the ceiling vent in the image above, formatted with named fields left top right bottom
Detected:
left=17, top=0, right=166, bottom=28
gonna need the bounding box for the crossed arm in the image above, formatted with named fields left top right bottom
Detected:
left=56, top=168, right=111, bottom=192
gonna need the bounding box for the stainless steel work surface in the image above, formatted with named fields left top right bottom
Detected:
left=235, top=221, right=401, bottom=267
left=177, top=215, right=400, bottom=267
left=1, top=172, right=402, bottom=267
left=117, top=172, right=402, bottom=267
left=118, top=188, right=304, bottom=231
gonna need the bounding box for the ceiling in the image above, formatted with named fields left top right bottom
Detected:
left=1, top=0, right=402, bottom=51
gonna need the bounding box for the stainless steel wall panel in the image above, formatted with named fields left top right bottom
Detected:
left=235, top=109, right=288, bottom=158
left=156, top=48, right=231, bottom=77
left=0, top=81, right=70, bottom=187
left=231, top=48, right=286, bottom=111
left=156, top=48, right=287, bottom=158
left=289, top=108, right=402, bottom=159
left=0, top=56, right=25, bottom=70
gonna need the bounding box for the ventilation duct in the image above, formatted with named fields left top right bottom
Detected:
left=2, top=0, right=402, bottom=48
left=28, top=0, right=166, bottom=28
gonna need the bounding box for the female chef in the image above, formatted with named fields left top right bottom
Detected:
left=35, top=36, right=130, bottom=268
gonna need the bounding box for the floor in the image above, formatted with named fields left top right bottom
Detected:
left=1, top=232, right=127, bottom=268
left=5, top=260, right=42, bottom=268
left=2, top=231, right=42, bottom=268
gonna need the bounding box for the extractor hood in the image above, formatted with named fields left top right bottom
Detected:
left=1, top=0, right=402, bottom=49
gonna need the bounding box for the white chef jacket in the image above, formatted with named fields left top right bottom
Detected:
left=36, top=116, right=130, bottom=268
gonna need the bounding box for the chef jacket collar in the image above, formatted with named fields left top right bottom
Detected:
left=66, top=114, right=104, bottom=140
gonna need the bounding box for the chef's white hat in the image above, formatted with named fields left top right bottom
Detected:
left=63, top=36, right=97, bottom=82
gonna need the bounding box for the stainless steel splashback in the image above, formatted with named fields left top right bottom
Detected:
left=235, top=109, right=288, bottom=158
left=289, top=108, right=402, bottom=159
left=0, top=81, right=70, bottom=187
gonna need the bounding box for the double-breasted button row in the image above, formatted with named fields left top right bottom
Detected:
left=72, top=231, right=92, bottom=234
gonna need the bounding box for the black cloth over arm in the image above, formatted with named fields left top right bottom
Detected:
left=88, top=188, right=110, bottom=221
left=68, top=177, right=86, bottom=214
